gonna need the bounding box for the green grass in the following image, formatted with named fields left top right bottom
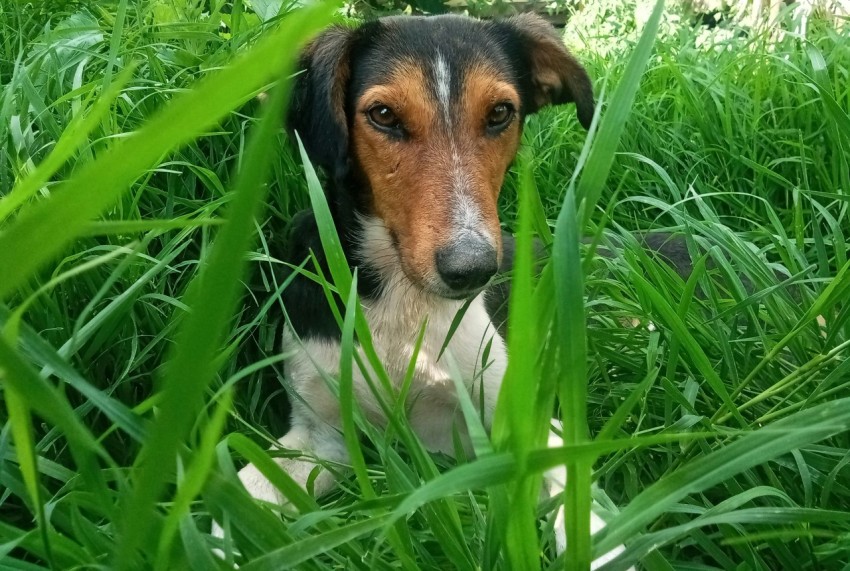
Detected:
left=1, top=0, right=849, bottom=569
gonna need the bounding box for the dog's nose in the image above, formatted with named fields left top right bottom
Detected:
left=435, top=233, right=498, bottom=293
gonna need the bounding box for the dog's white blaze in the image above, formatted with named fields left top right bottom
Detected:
left=451, top=184, right=494, bottom=247
left=433, top=52, right=452, bottom=125
left=448, top=143, right=493, bottom=244
left=455, top=193, right=479, bottom=228
left=433, top=53, right=491, bottom=245
left=450, top=146, right=476, bottom=225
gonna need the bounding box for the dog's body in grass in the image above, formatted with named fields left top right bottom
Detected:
left=231, top=14, right=625, bottom=566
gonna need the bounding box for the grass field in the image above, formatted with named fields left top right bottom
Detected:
left=1, top=1, right=849, bottom=569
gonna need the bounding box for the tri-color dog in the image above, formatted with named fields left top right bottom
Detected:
left=229, top=13, right=626, bottom=567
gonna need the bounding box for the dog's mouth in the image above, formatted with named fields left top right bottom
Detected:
left=426, top=280, right=490, bottom=300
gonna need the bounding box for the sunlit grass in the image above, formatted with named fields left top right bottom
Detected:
left=1, top=1, right=849, bottom=569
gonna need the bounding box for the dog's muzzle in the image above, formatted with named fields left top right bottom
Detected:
left=434, top=231, right=498, bottom=295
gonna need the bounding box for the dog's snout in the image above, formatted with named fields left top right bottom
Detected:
left=435, top=233, right=498, bottom=293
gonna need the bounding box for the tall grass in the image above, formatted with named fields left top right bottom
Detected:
left=1, top=0, right=849, bottom=569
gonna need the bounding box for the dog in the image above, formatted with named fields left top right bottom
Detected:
left=226, top=13, right=628, bottom=568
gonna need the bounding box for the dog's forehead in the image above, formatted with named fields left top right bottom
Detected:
left=350, top=16, right=516, bottom=99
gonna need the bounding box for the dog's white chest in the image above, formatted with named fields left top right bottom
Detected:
left=283, top=289, right=506, bottom=453
left=363, top=290, right=506, bottom=389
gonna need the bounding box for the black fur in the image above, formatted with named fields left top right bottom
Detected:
left=276, top=210, right=346, bottom=340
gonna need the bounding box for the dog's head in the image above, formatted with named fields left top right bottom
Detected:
left=289, top=14, right=593, bottom=299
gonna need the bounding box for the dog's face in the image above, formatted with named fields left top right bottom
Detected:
left=289, top=15, right=593, bottom=298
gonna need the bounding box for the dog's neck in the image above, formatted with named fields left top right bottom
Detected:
left=352, top=215, right=470, bottom=332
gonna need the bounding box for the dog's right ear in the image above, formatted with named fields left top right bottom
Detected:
left=496, top=14, right=594, bottom=130
left=287, top=25, right=356, bottom=178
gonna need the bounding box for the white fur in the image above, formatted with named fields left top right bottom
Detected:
left=432, top=52, right=490, bottom=246
left=546, top=425, right=627, bottom=569
left=282, top=216, right=505, bottom=457
left=434, top=52, right=452, bottom=125
left=228, top=217, right=629, bottom=569
left=448, top=143, right=490, bottom=249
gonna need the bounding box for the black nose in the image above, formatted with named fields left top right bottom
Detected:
left=435, top=233, right=498, bottom=293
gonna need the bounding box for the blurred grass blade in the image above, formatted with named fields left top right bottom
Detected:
left=0, top=65, right=136, bottom=223
left=553, top=184, right=592, bottom=571
left=492, top=151, right=545, bottom=568
left=112, top=5, right=338, bottom=559
left=0, top=2, right=337, bottom=301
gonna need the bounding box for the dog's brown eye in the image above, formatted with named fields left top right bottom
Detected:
left=487, top=103, right=514, bottom=130
left=367, top=105, right=401, bottom=130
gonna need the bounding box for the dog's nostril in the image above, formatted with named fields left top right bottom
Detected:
left=435, top=235, right=498, bottom=293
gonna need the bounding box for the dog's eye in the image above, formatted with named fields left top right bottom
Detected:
left=487, top=103, right=514, bottom=130
left=367, top=105, right=401, bottom=130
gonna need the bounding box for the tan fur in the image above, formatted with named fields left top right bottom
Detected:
left=351, top=61, right=521, bottom=292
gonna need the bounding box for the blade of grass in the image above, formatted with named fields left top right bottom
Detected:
left=575, top=0, right=665, bottom=228
left=553, top=184, right=592, bottom=571
left=225, top=432, right=320, bottom=514
left=595, top=396, right=850, bottom=557
left=112, top=10, right=336, bottom=557
left=154, top=390, right=234, bottom=571
left=0, top=333, right=113, bottom=517
left=101, top=0, right=128, bottom=91
left=629, top=270, right=745, bottom=426
left=388, top=433, right=714, bottom=525
left=2, top=387, right=53, bottom=568
left=492, top=150, right=547, bottom=568
left=203, top=470, right=292, bottom=557
left=0, top=2, right=337, bottom=301
left=80, top=218, right=224, bottom=236
left=239, top=514, right=394, bottom=571
left=0, top=65, right=136, bottom=223
left=552, top=5, right=665, bottom=563
left=338, top=270, right=375, bottom=499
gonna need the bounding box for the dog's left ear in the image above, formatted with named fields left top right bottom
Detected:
left=498, top=13, right=595, bottom=129
left=287, top=25, right=357, bottom=178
